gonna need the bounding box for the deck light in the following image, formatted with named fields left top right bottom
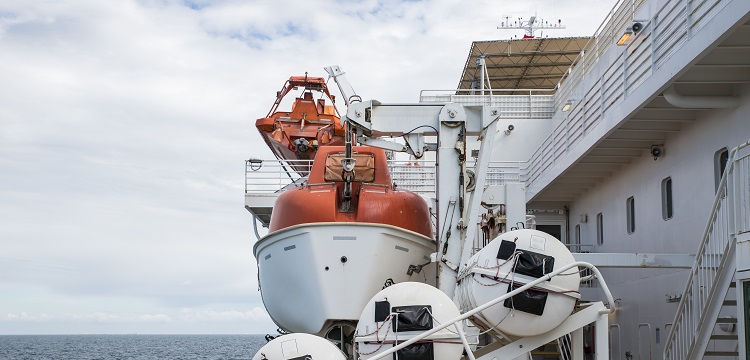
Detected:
left=561, top=100, right=573, bottom=112
left=617, top=22, right=643, bottom=46
left=617, top=27, right=634, bottom=46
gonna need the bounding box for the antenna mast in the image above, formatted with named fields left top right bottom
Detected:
left=497, top=14, right=566, bottom=38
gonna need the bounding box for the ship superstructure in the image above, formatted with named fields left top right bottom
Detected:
left=246, top=0, right=750, bottom=358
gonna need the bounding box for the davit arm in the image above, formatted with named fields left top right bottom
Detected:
left=325, top=64, right=502, bottom=298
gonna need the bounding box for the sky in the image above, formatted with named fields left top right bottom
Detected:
left=0, top=0, right=615, bottom=335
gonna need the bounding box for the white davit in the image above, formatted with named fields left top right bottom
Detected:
left=252, top=333, right=346, bottom=360
left=455, top=229, right=581, bottom=337
left=354, top=282, right=464, bottom=360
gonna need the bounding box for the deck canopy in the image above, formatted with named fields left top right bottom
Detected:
left=457, top=37, right=590, bottom=92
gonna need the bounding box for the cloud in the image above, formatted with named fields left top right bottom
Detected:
left=0, top=0, right=614, bottom=335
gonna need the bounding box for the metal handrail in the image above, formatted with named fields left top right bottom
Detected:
left=609, top=324, right=622, bottom=360
left=638, top=323, right=652, bottom=359
left=419, top=89, right=556, bottom=119
left=663, top=141, right=750, bottom=359
left=245, top=159, right=525, bottom=195
left=244, top=159, right=313, bottom=194
left=525, top=0, right=730, bottom=194
left=419, top=88, right=557, bottom=97
left=365, top=261, right=616, bottom=360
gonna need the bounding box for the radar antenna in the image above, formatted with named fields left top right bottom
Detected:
left=497, top=14, right=566, bottom=38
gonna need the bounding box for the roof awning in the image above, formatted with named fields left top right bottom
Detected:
left=457, top=37, right=591, bottom=92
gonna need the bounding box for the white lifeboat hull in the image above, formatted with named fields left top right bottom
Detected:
left=254, top=222, right=436, bottom=335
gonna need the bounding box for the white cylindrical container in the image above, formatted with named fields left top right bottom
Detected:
left=355, top=282, right=463, bottom=360
left=455, top=229, right=580, bottom=337
left=252, top=333, right=346, bottom=360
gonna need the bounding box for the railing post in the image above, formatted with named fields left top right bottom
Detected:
left=565, top=114, right=570, bottom=153
left=623, top=49, right=629, bottom=97
left=528, top=91, right=532, bottom=118
left=595, top=314, right=609, bottom=360
left=727, top=153, right=736, bottom=237
left=686, top=0, right=692, bottom=39
left=651, top=14, right=657, bottom=72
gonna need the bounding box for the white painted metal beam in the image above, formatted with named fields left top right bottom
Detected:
left=476, top=303, right=608, bottom=360
left=572, top=253, right=696, bottom=268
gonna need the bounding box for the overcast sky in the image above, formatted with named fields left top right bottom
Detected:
left=0, top=0, right=614, bottom=335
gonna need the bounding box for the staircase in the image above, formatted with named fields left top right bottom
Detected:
left=528, top=335, right=572, bottom=360
left=663, top=141, right=750, bottom=359
left=703, top=283, right=740, bottom=358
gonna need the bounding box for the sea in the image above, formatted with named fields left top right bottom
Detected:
left=0, top=334, right=267, bottom=360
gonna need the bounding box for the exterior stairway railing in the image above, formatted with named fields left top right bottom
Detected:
left=663, top=141, right=750, bottom=359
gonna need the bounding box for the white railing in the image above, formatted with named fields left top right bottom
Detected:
left=735, top=145, right=750, bottom=234
left=663, top=141, right=750, bottom=359
left=526, top=0, right=731, bottom=192
left=388, top=161, right=437, bottom=194
left=420, top=89, right=556, bottom=119
left=245, top=159, right=525, bottom=196
left=482, top=162, right=525, bottom=185
left=244, top=159, right=312, bottom=194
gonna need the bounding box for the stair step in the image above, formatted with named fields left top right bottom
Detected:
left=723, top=300, right=737, bottom=306
left=715, top=317, right=737, bottom=324
left=710, top=334, right=738, bottom=340
left=705, top=351, right=739, bottom=356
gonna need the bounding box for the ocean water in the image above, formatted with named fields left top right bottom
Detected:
left=0, top=334, right=267, bottom=360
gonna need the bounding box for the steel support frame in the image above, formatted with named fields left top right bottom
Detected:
left=475, top=302, right=610, bottom=360
left=346, top=101, right=499, bottom=297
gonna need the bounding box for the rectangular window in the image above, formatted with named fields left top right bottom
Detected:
left=596, top=213, right=603, bottom=245
left=715, top=148, right=729, bottom=191
left=662, top=177, right=673, bottom=220
left=626, top=196, right=635, bottom=234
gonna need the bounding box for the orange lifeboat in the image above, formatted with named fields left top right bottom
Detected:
left=253, top=145, right=436, bottom=335
left=269, top=146, right=433, bottom=238
left=255, top=75, right=346, bottom=173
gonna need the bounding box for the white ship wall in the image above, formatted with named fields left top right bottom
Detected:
left=540, top=83, right=750, bottom=357
left=487, top=117, right=554, bottom=161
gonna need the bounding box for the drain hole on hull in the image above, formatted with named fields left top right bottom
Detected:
left=325, top=266, right=329, bottom=271
left=340, top=256, right=348, bottom=263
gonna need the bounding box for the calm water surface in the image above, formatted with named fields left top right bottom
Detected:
left=0, top=334, right=266, bottom=360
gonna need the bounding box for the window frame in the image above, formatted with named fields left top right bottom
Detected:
left=661, top=177, right=674, bottom=220
left=596, top=213, right=604, bottom=246
left=626, top=196, right=635, bottom=234
left=714, top=148, right=729, bottom=191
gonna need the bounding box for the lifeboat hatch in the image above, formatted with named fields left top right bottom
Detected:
left=324, top=152, right=376, bottom=213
